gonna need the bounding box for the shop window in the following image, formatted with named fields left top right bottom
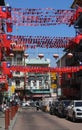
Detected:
left=16, top=80, right=20, bottom=86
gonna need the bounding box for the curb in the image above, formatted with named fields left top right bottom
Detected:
left=9, top=112, right=18, bottom=130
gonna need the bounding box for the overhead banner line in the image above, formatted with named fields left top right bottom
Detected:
left=6, top=8, right=75, bottom=26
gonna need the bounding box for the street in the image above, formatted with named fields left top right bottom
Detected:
left=13, top=107, right=82, bottom=130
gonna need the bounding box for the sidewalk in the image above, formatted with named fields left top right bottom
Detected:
left=0, top=108, right=19, bottom=130
left=0, top=112, right=5, bottom=130
left=9, top=111, right=18, bottom=130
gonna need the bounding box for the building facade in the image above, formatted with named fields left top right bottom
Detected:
left=10, top=49, right=51, bottom=100
left=25, top=57, right=51, bottom=100
left=54, top=0, right=82, bottom=100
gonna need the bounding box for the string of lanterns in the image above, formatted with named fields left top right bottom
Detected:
left=0, top=5, right=82, bottom=89
left=0, top=34, right=82, bottom=49
left=1, top=62, right=82, bottom=75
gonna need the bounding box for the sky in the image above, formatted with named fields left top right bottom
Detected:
left=5, top=0, right=75, bottom=67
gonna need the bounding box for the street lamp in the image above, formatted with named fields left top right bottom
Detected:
left=53, top=53, right=62, bottom=98
left=38, top=53, right=44, bottom=59
left=38, top=53, right=45, bottom=97
left=67, top=53, right=73, bottom=58
left=24, top=53, right=29, bottom=61
left=23, top=53, right=29, bottom=96
left=53, top=53, right=59, bottom=59
left=9, top=53, right=14, bottom=57
left=9, top=53, right=14, bottom=65
left=51, top=54, right=59, bottom=97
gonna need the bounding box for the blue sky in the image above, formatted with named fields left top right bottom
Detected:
left=5, top=0, right=75, bottom=66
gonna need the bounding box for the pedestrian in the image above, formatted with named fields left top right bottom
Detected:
left=49, top=101, right=52, bottom=107
left=36, top=101, right=39, bottom=111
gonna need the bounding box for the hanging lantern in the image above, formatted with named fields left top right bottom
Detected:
left=53, top=54, right=59, bottom=59
left=9, top=53, right=14, bottom=57
left=24, top=53, right=29, bottom=58
left=67, top=53, right=73, bottom=58
left=38, top=53, right=44, bottom=59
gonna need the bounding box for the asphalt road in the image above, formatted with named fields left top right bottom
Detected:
left=13, top=107, right=82, bottom=130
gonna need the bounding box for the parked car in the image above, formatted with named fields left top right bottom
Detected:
left=66, top=100, right=82, bottom=122
left=49, top=100, right=60, bottom=115
left=57, top=100, right=71, bottom=117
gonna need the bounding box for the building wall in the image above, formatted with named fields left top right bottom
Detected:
left=11, top=53, right=51, bottom=98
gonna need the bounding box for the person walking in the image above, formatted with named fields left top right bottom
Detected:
left=36, top=101, right=40, bottom=111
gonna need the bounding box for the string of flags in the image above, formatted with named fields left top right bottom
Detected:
left=8, top=7, right=75, bottom=26
left=1, top=61, right=82, bottom=75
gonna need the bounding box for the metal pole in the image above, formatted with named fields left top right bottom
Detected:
left=24, top=57, right=26, bottom=96
left=23, top=54, right=29, bottom=98
left=57, top=58, right=62, bottom=98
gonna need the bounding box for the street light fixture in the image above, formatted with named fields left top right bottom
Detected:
left=53, top=54, right=59, bottom=97
left=53, top=53, right=62, bottom=98
left=9, top=53, right=14, bottom=57
left=24, top=53, right=29, bottom=59
left=53, top=53, right=59, bottom=59
left=67, top=52, right=73, bottom=58
left=38, top=53, right=44, bottom=59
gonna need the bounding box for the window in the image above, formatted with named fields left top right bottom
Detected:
left=16, top=71, right=20, bottom=74
left=75, top=101, right=82, bottom=107
left=16, top=80, right=20, bottom=86
left=17, top=57, right=22, bottom=65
